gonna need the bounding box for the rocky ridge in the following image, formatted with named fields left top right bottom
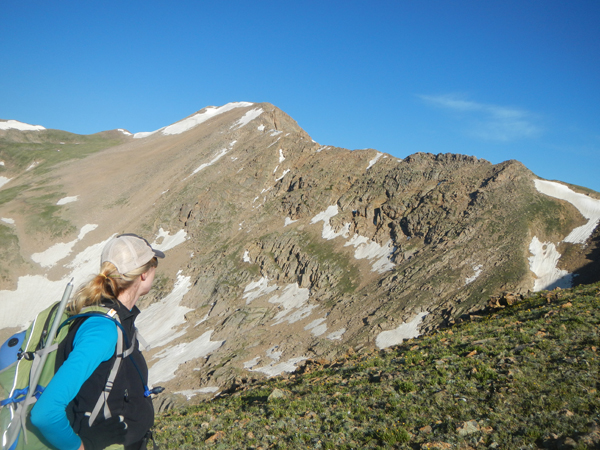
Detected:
left=0, top=103, right=598, bottom=405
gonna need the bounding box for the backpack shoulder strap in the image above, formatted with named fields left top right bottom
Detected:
left=70, top=306, right=136, bottom=426
left=87, top=322, right=125, bottom=426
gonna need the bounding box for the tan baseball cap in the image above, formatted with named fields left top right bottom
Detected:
left=101, top=233, right=165, bottom=274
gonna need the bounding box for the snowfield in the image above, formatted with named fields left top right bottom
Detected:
left=465, top=264, right=483, bottom=285
left=56, top=196, right=79, bottom=205
left=136, top=271, right=193, bottom=348
left=528, top=237, right=572, bottom=291
left=231, top=108, right=264, bottom=130
left=249, top=355, right=308, bottom=378
left=148, top=330, right=224, bottom=384
left=152, top=228, right=187, bottom=251
left=133, top=102, right=254, bottom=138
left=366, top=152, right=383, bottom=170
left=534, top=179, right=600, bottom=244
left=31, top=224, right=98, bottom=268
left=0, top=120, right=45, bottom=131
left=269, top=283, right=312, bottom=325
left=243, top=277, right=279, bottom=304
left=530, top=179, right=600, bottom=290
left=375, top=312, right=429, bottom=349
left=0, top=177, right=12, bottom=189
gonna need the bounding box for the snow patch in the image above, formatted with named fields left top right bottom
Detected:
left=187, top=140, right=237, bottom=178
left=266, top=345, right=282, bottom=361
left=267, top=137, right=281, bottom=148
left=534, top=179, right=600, bottom=244
left=284, top=217, right=297, bottom=227
left=269, top=283, right=312, bottom=325
left=133, top=130, right=157, bottom=139
left=243, top=250, right=251, bottom=263
left=257, top=124, right=265, bottom=132
left=134, top=102, right=253, bottom=138
left=310, top=204, right=396, bottom=273
left=528, top=237, right=572, bottom=291
left=275, top=169, right=290, bottom=182
left=231, top=108, right=264, bottom=130
left=137, top=271, right=193, bottom=348
left=152, top=228, right=187, bottom=252
left=244, top=356, right=261, bottom=369
left=148, top=330, right=224, bottom=384
left=243, top=277, right=278, bottom=304
left=31, top=224, right=98, bottom=268
left=279, top=149, right=285, bottom=163
left=26, top=161, right=39, bottom=171
left=0, top=120, right=45, bottom=131
left=367, top=152, right=383, bottom=170
left=304, top=317, right=328, bottom=336
left=345, top=235, right=396, bottom=273
left=0, top=177, right=12, bottom=189
left=118, top=129, right=132, bottom=136
left=310, top=205, right=350, bottom=240
left=0, top=227, right=187, bottom=330
left=327, top=328, right=346, bottom=341
left=195, top=314, right=209, bottom=326
left=190, top=148, right=228, bottom=176
left=375, top=312, right=429, bottom=349
left=0, top=276, right=69, bottom=330
left=526, top=179, right=600, bottom=291
left=175, top=387, right=219, bottom=399
left=250, top=356, right=308, bottom=378
left=56, top=196, right=78, bottom=205
left=465, top=264, right=483, bottom=285
left=1, top=218, right=14, bottom=224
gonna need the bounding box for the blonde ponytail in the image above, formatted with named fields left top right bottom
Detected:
left=68, top=257, right=158, bottom=314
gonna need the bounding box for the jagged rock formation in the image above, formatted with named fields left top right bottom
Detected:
left=1, top=104, right=599, bottom=405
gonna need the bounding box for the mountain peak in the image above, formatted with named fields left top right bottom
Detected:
left=0, top=103, right=598, bottom=402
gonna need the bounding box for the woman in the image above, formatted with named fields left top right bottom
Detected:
left=30, top=234, right=164, bottom=450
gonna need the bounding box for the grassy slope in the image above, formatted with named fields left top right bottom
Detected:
left=0, top=130, right=125, bottom=174
left=0, top=131, right=126, bottom=240
left=154, top=283, right=600, bottom=449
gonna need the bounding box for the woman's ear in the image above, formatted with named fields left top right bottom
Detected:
left=140, top=272, right=148, bottom=281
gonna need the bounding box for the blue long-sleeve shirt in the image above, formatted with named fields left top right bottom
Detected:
left=30, top=317, right=117, bottom=450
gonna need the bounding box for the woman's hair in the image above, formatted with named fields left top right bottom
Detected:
left=68, top=257, right=158, bottom=314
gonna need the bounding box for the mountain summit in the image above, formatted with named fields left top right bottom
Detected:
left=1, top=102, right=599, bottom=404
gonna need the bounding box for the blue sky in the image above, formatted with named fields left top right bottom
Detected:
left=1, top=1, right=599, bottom=192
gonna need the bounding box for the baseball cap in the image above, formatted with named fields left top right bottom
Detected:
left=101, top=233, right=165, bottom=274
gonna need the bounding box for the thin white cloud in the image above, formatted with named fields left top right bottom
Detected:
left=420, top=94, right=542, bottom=142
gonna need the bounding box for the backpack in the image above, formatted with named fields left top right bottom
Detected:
left=0, top=300, right=133, bottom=450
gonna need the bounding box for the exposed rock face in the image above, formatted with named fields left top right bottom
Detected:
left=1, top=102, right=598, bottom=404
